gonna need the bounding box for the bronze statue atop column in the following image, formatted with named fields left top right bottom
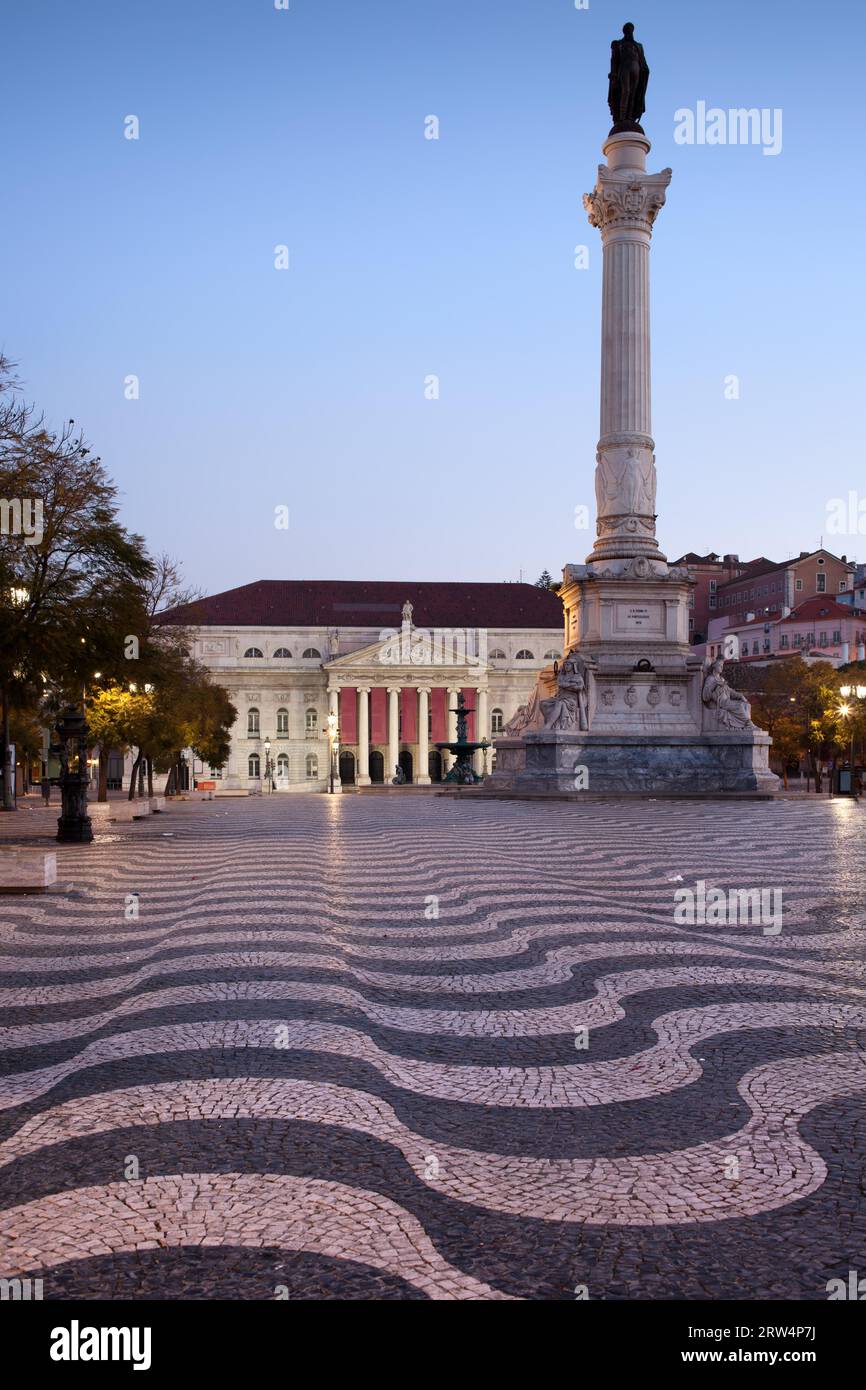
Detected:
left=607, top=22, right=649, bottom=134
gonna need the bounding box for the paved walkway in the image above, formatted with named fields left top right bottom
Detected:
left=0, top=795, right=864, bottom=1299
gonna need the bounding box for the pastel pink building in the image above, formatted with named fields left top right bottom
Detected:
left=707, top=595, right=866, bottom=667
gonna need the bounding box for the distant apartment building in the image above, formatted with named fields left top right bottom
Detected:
left=706, top=596, right=866, bottom=667
left=672, top=552, right=745, bottom=645
left=714, top=548, right=855, bottom=627
left=838, top=562, right=866, bottom=614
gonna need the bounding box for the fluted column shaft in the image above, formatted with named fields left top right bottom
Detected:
left=416, top=687, right=431, bottom=784
left=583, top=132, right=671, bottom=571
left=474, top=687, right=489, bottom=776
left=387, top=687, right=400, bottom=783
left=356, top=687, right=371, bottom=785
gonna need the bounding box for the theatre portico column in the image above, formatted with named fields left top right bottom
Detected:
left=357, top=687, right=371, bottom=786
left=387, top=687, right=400, bottom=784
left=474, top=687, right=489, bottom=777
left=328, top=687, right=342, bottom=791
left=445, top=686, right=460, bottom=774
left=416, top=687, right=431, bottom=785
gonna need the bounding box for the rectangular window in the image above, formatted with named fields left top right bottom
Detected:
left=796, top=579, right=803, bottom=590
left=780, top=634, right=789, bottom=649
left=709, top=596, right=716, bottom=609
left=816, top=573, right=826, bottom=593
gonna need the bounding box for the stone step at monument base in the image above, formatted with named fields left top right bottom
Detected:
left=490, top=732, right=779, bottom=797
left=0, top=849, right=58, bottom=893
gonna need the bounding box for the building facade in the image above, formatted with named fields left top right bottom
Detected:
left=672, top=552, right=745, bottom=645
left=706, top=595, right=866, bottom=667
left=163, top=580, right=563, bottom=791
left=713, top=548, right=855, bottom=628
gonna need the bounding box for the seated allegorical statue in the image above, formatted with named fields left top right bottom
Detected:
left=701, top=658, right=754, bottom=731
left=540, top=649, right=589, bottom=732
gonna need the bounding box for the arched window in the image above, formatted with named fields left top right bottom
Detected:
left=302, top=647, right=321, bottom=659
left=247, top=708, right=260, bottom=736
left=244, top=647, right=263, bottom=658
left=248, top=753, right=260, bottom=778
left=491, top=708, right=504, bottom=734
left=305, top=753, right=318, bottom=779
left=276, top=707, right=289, bottom=735
left=273, top=647, right=292, bottom=658
left=515, top=649, right=535, bottom=660
left=544, top=650, right=560, bottom=661
left=276, top=753, right=289, bottom=777
left=305, top=707, right=318, bottom=733
left=488, top=648, right=506, bottom=660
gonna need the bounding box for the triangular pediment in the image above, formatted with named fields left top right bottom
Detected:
left=325, top=629, right=487, bottom=677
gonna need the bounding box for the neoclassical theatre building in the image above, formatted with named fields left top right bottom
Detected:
left=163, top=580, right=563, bottom=791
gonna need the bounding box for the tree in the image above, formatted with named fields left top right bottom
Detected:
left=0, top=354, right=153, bottom=808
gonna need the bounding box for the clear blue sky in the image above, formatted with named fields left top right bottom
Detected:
left=3, top=0, right=862, bottom=594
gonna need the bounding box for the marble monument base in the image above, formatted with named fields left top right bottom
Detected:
left=490, top=730, right=778, bottom=797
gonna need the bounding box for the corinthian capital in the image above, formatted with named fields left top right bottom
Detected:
left=583, top=166, right=672, bottom=232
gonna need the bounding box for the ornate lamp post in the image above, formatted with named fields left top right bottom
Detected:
left=55, top=705, right=93, bottom=843
left=839, top=684, right=866, bottom=787
left=263, top=736, right=274, bottom=794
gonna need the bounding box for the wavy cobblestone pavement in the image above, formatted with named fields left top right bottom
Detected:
left=1, top=793, right=865, bottom=1300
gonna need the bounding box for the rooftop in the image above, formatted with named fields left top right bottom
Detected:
left=160, top=579, right=564, bottom=631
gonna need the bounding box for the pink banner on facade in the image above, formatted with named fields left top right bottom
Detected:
left=431, top=688, right=447, bottom=743
left=370, top=687, right=387, bottom=744
left=339, top=688, right=357, bottom=744
left=400, top=688, right=417, bottom=743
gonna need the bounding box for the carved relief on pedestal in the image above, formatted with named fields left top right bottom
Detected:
left=646, top=685, right=661, bottom=708
left=595, top=441, right=657, bottom=521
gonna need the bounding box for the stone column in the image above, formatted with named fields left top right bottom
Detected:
left=474, top=687, right=489, bottom=777
left=416, top=687, right=431, bottom=784
left=444, top=686, right=460, bottom=774
left=387, top=686, right=400, bottom=784
left=327, top=686, right=342, bottom=791
left=583, top=133, right=671, bottom=573
left=356, top=687, right=371, bottom=786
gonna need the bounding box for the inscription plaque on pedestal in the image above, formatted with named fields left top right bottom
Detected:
left=614, top=601, right=664, bottom=635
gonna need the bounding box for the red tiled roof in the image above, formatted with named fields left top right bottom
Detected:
left=716, top=557, right=781, bottom=589
left=159, top=580, right=564, bottom=630
left=780, top=597, right=853, bottom=624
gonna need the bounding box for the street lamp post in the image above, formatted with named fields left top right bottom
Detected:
left=263, top=736, right=274, bottom=794
left=838, top=684, right=866, bottom=793
left=55, top=705, right=94, bottom=843
left=326, top=712, right=340, bottom=794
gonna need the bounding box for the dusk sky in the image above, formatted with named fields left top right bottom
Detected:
left=3, top=0, right=863, bottom=596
